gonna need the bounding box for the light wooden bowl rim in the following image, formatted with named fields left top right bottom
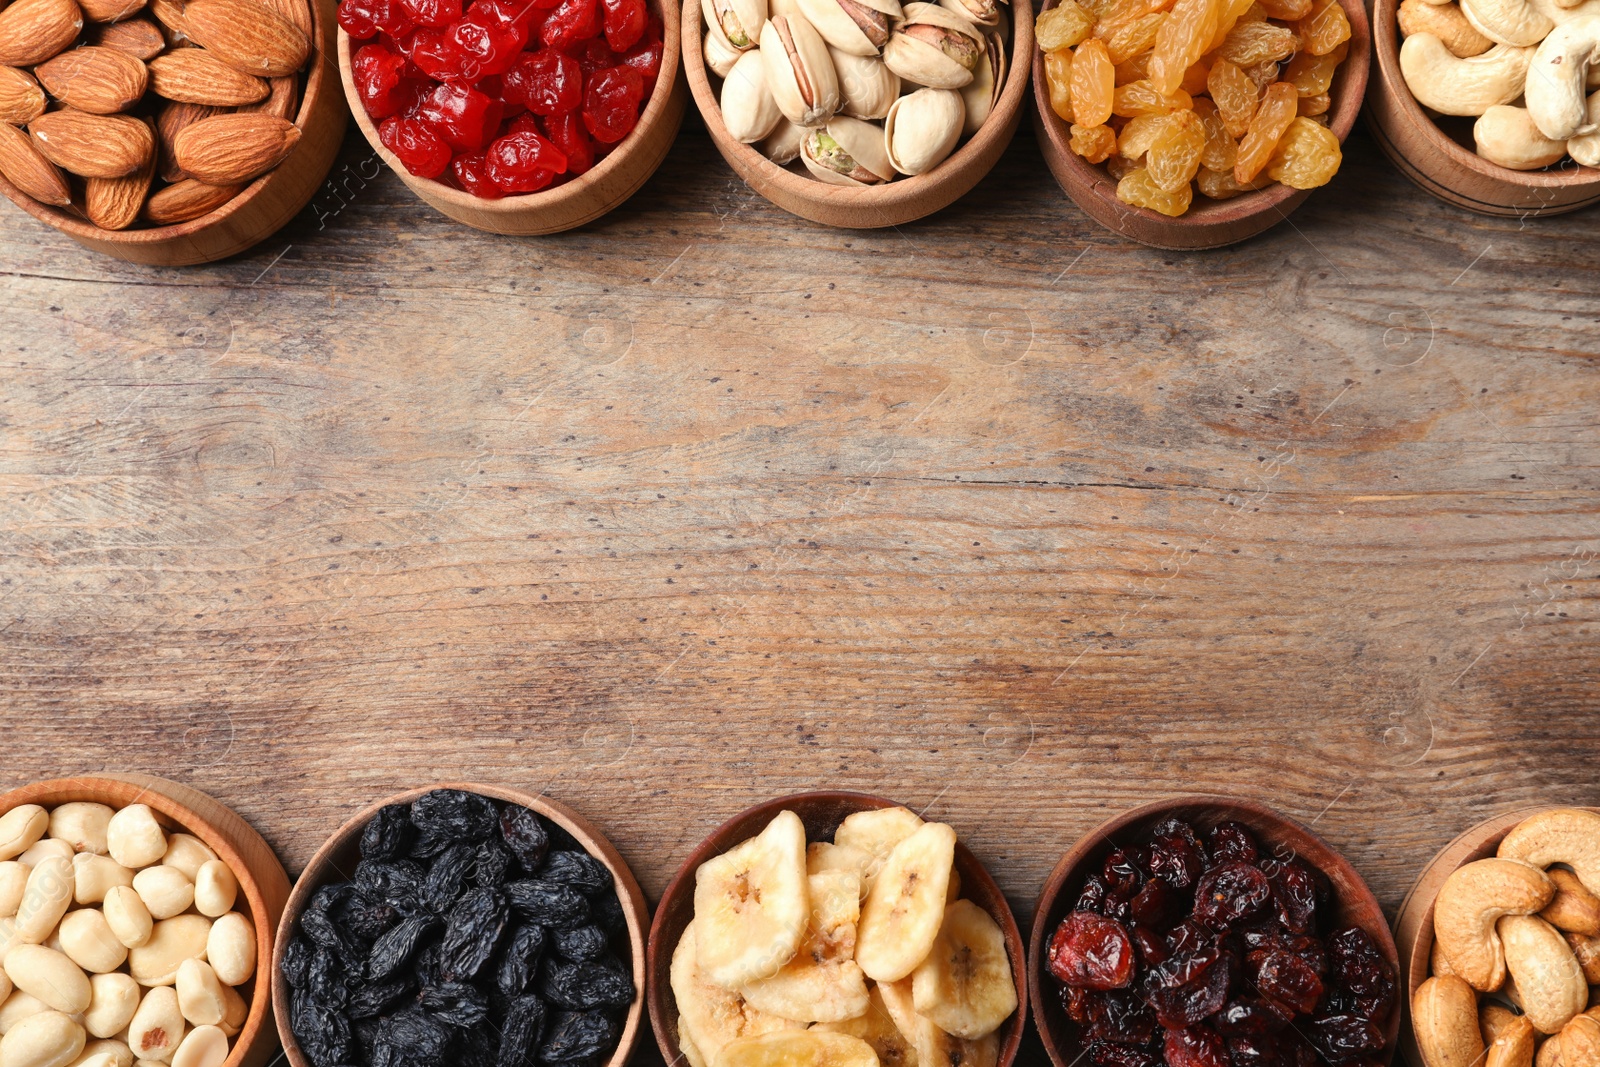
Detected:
left=0, top=774, right=291, bottom=1067
left=270, top=781, right=649, bottom=1067
left=680, top=0, right=1035, bottom=224
left=1030, top=0, right=1372, bottom=242
left=0, top=1, right=342, bottom=249
left=1368, top=0, right=1600, bottom=192
left=1028, top=794, right=1403, bottom=1067
left=1392, top=804, right=1599, bottom=1067
left=336, top=0, right=683, bottom=220
left=645, top=789, right=1028, bottom=1067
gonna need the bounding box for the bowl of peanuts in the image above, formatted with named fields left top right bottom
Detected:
left=1029, top=0, right=1369, bottom=248
left=0, top=774, right=289, bottom=1067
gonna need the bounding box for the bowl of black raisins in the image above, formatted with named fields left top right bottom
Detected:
left=1029, top=796, right=1400, bottom=1067
left=272, top=784, right=647, bottom=1067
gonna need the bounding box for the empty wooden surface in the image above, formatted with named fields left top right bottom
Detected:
left=1, top=104, right=1598, bottom=1064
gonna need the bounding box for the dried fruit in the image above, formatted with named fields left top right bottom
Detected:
left=1233, top=79, right=1297, bottom=181
left=1148, top=0, right=1216, bottom=94
left=499, top=807, right=550, bottom=871
left=1145, top=107, right=1204, bottom=190
left=1264, top=113, right=1340, bottom=185
left=1100, top=11, right=1164, bottom=61
left=1206, top=58, right=1259, bottom=136
left=1071, top=37, right=1114, bottom=125
left=1194, top=163, right=1265, bottom=197
left=1296, top=0, right=1348, bottom=55
left=543, top=1009, right=620, bottom=1063
left=1193, top=861, right=1272, bottom=930
left=1215, top=18, right=1299, bottom=64
left=1049, top=911, right=1136, bottom=990
left=1039, top=0, right=1097, bottom=49
left=1045, top=47, right=1075, bottom=120
left=1192, top=98, right=1237, bottom=169
left=1113, top=78, right=1192, bottom=115
left=1070, top=122, right=1118, bottom=161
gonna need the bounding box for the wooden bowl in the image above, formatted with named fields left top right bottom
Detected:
left=682, top=2, right=1034, bottom=227
left=0, top=773, right=291, bottom=1067
left=0, top=0, right=348, bottom=266
left=272, top=782, right=649, bottom=1067
left=646, top=791, right=1028, bottom=1067
left=1032, top=3, right=1371, bottom=249
left=337, top=5, right=686, bottom=235
left=1029, top=795, right=1402, bottom=1067
left=1364, top=0, right=1600, bottom=217
left=1391, top=805, right=1600, bottom=1067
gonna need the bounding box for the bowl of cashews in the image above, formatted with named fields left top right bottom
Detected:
left=1364, top=0, right=1600, bottom=215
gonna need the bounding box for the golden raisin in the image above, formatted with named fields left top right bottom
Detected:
left=1106, top=153, right=1142, bottom=179
left=1112, top=78, right=1193, bottom=115
left=1114, top=50, right=1154, bottom=83
left=1071, top=38, right=1115, bottom=126
left=1192, top=98, right=1238, bottom=170
left=1234, top=80, right=1298, bottom=181
left=1099, top=12, right=1167, bottom=61
left=1297, top=92, right=1329, bottom=115
left=1117, top=111, right=1167, bottom=158
left=1206, top=58, right=1259, bottom=137
left=1180, top=59, right=1211, bottom=93
left=1266, top=114, right=1340, bottom=186
left=1146, top=108, right=1205, bottom=190
left=1297, top=0, right=1350, bottom=55
left=1070, top=122, right=1119, bottom=161
left=1148, top=0, right=1220, bottom=94
left=1045, top=48, right=1075, bottom=121
left=1117, top=166, right=1193, bottom=214
left=1201, top=0, right=1259, bottom=52
left=1243, top=57, right=1282, bottom=89
left=1038, top=1, right=1098, bottom=50
left=1283, top=40, right=1346, bottom=95
left=1257, top=0, right=1311, bottom=18
left=1215, top=20, right=1300, bottom=64
left=1195, top=165, right=1271, bottom=197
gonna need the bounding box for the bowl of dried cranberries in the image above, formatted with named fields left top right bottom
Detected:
left=335, top=0, right=685, bottom=233
left=1028, top=796, right=1401, bottom=1067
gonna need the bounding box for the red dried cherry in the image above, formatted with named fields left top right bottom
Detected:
left=352, top=43, right=419, bottom=118
left=582, top=65, right=643, bottom=142
left=399, top=0, right=460, bottom=27
left=485, top=129, right=567, bottom=191
left=617, top=34, right=662, bottom=89
left=539, top=0, right=599, bottom=49
left=451, top=11, right=526, bottom=77
left=416, top=81, right=503, bottom=150
left=575, top=36, right=618, bottom=76
left=406, top=27, right=468, bottom=80
left=1140, top=947, right=1233, bottom=1029
left=379, top=115, right=451, bottom=177
left=1063, top=985, right=1098, bottom=1025
left=1192, top=862, right=1271, bottom=930
left=340, top=0, right=414, bottom=37
left=1256, top=951, right=1323, bottom=1016
left=543, top=111, right=594, bottom=172
left=599, top=0, right=645, bottom=50
left=1049, top=911, right=1135, bottom=990
left=451, top=152, right=503, bottom=197
left=1166, top=1027, right=1229, bottom=1067
left=1206, top=822, right=1259, bottom=867
left=503, top=49, right=581, bottom=114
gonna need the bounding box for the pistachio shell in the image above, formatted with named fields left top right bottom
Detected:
left=706, top=0, right=765, bottom=49
left=958, top=30, right=1003, bottom=132
left=796, top=0, right=903, bottom=54
left=883, top=2, right=983, bottom=87
left=721, top=48, right=784, bottom=141
left=760, top=118, right=807, bottom=161
left=830, top=46, right=900, bottom=117
left=801, top=114, right=896, bottom=183
left=705, top=20, right=744, bottom=75
left=760, top=14, right=841, bottom=125
left=939, top=0, right=1002, bottom=26
left=884, top=85, right=964, bottom=172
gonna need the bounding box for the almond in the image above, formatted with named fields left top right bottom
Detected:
left=0, top=119, right=71, bottom=205
left=143, top=175, right=240, bottom=222
left=29, top=108, right=154, bottom=177
left=85, top=116, right=155, bottom=227
left=78, top=0, right=145, bottom=23
left=0, top=64, right=47, bottom=123
left=180, top=0, right=307, bottom=77
left=172, top=111, right=296, bottom=183
left=262, top=0, right=308, bottom=37
left=156, top=97, right=222, bottom=180
left=88, top=16, right=166, bottom=57
left=237, top=72, right=295, bottom=119
left=148, top=0, right=187, bottom=38
left=0, top=0, right=85, bottom=66
left=36, top=46, right=149, bottom=113
left=149, top=48, right=270, bottom=104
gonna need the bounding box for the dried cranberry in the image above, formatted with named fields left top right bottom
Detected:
left=1326, top=928, right=1392, bottom=998
left=1133, top=926, right=1170, bottom=968
left=616, top=33, right=662, bottom=88
left=1063, top=985, right=1099, bottom=1025
left=1306, top=1015, right=1384, bottom=1064
left=1049, top=911, right=1136, bottom=990
left=1193, top=862, right=1271, bottom=931
left=485, top=129, right=566, bottom=191
left=1149, top=819, right=1207, bottom=889
left=379, top=115, right=451, bottom=177
left=416, top=81, right=503, bottom=150
left=1140, top=948, right=1233, bottom=1029
left=542, top=111, right=593, bottom=173
left=352, top=44, right=420, bottom=119
left=406, top=27, right=468, bottom=80
left=1088, top=991, right=1158, bottom=1046
left=539, top=0, right=599, bottom=48
left=1131, top=877, right=1181, bottom=929
left=1268, top=862, right=1318, bottom=935
left=1077, top=874, right=1110, bottom=915
left=1256, top=951, right=1323, bottom=1015
left=1166, top=1027, right=1229, bottom=1067
left=581, top=65, right=642, bottom=143
left=503, top=49, right=581, bottom=115
left=1227, top=1034, right=1283, bottom=1067
left=1213, top=998, right=1293, bottom=1036
left=1091, top=1042, right=1164, bottom=1067
left=451, top=10, right=526, bottom=77
left=1167, top=920, right=1213, bottom=956
left=1105, top=848, right=1150, bottom=893
left=451, top=151, right=503, bottom=196
left=1207, top=823, right=1259, bottom=867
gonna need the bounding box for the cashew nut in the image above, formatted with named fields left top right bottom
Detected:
left=1487, top=1004, right=1527, bottom=1044
left=1476, top=103, right=1572, bottom=164
left=1564, top=931, right=1600, bottom=984
left=1401, top=35, right=1537, bottom=113
left=1501, top=913, right=1588, bottom=1034
left=1502, top=811, right=1600, bottom=898
left=1526, top=15, right=1600, bottom=136
left=1544, top=1037, right=1568, bottom=1067
left=1403, top=0, right=1497, bottom=52
left=1492, top=1012, right=1542, bottom=1067
left=1561, top=1014, right=1600, bottom=1067
left=1437, top=939, right=1459, bottom=977
left=1463, top=0, right=1554, bottom=45
left=1416, top=975, right=1489, bottom=1067
left=1435, top=858, right=1556, bottom=991
left=1543, top=870, right=1600, bottom=937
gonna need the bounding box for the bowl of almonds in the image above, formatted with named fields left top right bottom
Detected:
left=0, top=0, right=347, bottom=265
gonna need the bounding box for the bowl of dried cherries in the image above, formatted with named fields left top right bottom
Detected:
left=1029, top=796, right=1401, bottom=1067
left=335, top=0, right=685, bottom=232
left=272, top=784, right=648, bottom=1067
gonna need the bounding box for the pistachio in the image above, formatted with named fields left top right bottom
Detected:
left=705, top=0, right=765, bottom=48
left=705, top=20, right=744, bottom=76
left=797, top=0, right=903, bottom=54
left=801, top=115, right=896, bottom=183
left=884, top=85, right=963, bottom=172
left=722, top=48, right=785, bottom=141
left=759, top=118, right=807, bottom=160
left=831, top=46, right=901, bottom=117
left=883, top=2, right=983, bottom=87
left=939, top=0, right=1002, bottom=25
left=958, top=29, right=1004, bottom=132
left=760, top=14, right=842, bottom=125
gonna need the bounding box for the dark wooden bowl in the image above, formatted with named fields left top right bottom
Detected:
left=1029, top=795, right=1402, bottom=1067
left=647, top=791, right=1027, bottom=1067
left=0, top=774, right=291, bottom=1067
left=682, top=0, right=1034, bottom=227
left=338, top=0, right=686, bottom=235
left=1363, top=0, right=1600, bottom=217
left=0, top=0, right=348, bottom=265
left=1032, top=1, right=1371, bottom=249
left=271, top=782, right=649, bottom=1067
left=1391, top=805, right=1599, bottom=1067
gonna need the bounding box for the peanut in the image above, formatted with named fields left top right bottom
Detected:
left=173, top=960, right=224, bottom=1027
left=204, top=913, right=253, bottom=986
left=15, top=856, right=73, bottom=944
left=17, top=839, right=71, bottom=867
left=0, top=1010, right=85, bottom=1067
left=0, top=990, right=49, bottom=1033
left=128, top=916, right=210, bottom=986
left=0, top=808, right=48, bottom=862
left=72, top=855, right=134, bottom=905
left=127, top=987, right=184, bottom=1062
left=58, top=910, right=128, bottom=974
left=191, top=862, right=235, bottom=919
left=105, top=807, right=165, bottom=871
left=83, top=973, right=140, bottom=1039
left=216, top=981, right=245, bottom=1038
left=78, top=1038, right=133, bottom=1067
left=4, top=945, right=91, bottom=1014
left=157, top=838, right=215, bottom=883
left=169, top=1024, right=227, bottom=1067
left=0, top=862, right=30, bottom=918
left=131, top=867, right=193, bottom=920
left=103, top=886, right=153, bottom=950
left=47, top=804, right=114, bottom=856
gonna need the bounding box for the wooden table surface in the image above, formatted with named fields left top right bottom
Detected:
left=2, top=108, right=1598, bottom=1065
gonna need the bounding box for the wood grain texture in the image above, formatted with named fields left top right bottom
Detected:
left=0, top=108, right=1599, bottom=1065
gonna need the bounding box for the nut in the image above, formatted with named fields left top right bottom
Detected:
left=1475, top=103, right=1571, bottom=164
left=88, top=16, right=165, bottom=58
left=759, top=117, right=807, bottom=160
left=883, top=84, right=963, bottom=172
left=721, top=48, right=785, bottom=141
left=831, top=45, right=900, bottom=117
left=16, top=854, right=74, bottom=944
left=149, top=49, right=271, bottom=106
left=801, top=114, right=896, bottom=182
left=1435, top=858, right=1556, bottom=991
left=127, top=986, right=184, bottom=1062
left=1542, top=870, right=1600, bottom=936
left=939, top=0, right=1001, bottom=27
left=796, top=0, right=902, bottom=55
left=1524, top=18, right=1600, bottom=140
left=192, top=861, right=236, bottom=919
left=159, top=837, right=217, bottom=882
left=180, top=0, right=309, bottom=76
left=57, top=909, right=129, bottom=974
left=20, top=838, right=72, bottom=866
left=205, top=912, right=254, bottom=986
left=46, top=804, right=114, bottom=856
left=105, top=807, right=166, bottom=871
left=0, top=0, right=83, bottom=68
left=958, top=27, right=1003, bottom=132
left=172, top=112, right=300, bottom=184
left=0, top=807, right=48, bottom=862
left=78, top=0, right=146, bottom=23
left=171, top=1025, right=228, bottom=1067
left=1415, top=974, right=1488, bottom=1067
left=239, top=73, right=298, bottom=119
left=1500, top=913, right=1587, bottom=1034
left=31, top=109, right=154, bottom=178
left=103, top=885, right=153, bottom=949
left=1542, top=1035, right=1567, bottom=1067
left=0, top=861, right=30, bottom=917
left=174, top=959, right=225, bottom=1027
left=1561, top=1014, right=1600, bottom=1067
left=1461, top=0, right=1552, bottom=42
left=132, top=866, right=195, bottom=920
left=0, top=66, right=48, bottom=125
left=0, top=1010, right=86, bottom=1067
left=1568, top=88, right=1600, bottom=161
left=85, top=136, right=156, bottom=225
left=83, top=972, right=140, bottom=1039
left=761, top=14, right=842, bottom=126
left=127, top=914, right=211, bottom=986
left=72, top=854, right=135, bottom=904
left=143, top=178, right=243, bottom=223
left=1400, top=0, right=1494, bottom=53
left=705, top=0, right=765, bottom=49
left=883, top=2, right=983, bottom=88
left=0, top=121, right=70, bottom=206
left=1400, top=34, right=1534, bottom=113
left=1485, top=1004, right=1527, bottom=1043
left=4, top=945, right=92, bottom=1014
left=1488, top=1009, right=1540, bottom=1067
left=34, top=46, right=149, bottom=114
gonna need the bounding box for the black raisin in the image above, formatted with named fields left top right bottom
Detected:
left=497, top=924, right=549, bottom=996
left=368, top=914, right=439, bottom=981
left=421, top=981, right=491, bottom=1028
left=340, top=898, right=402, bottom=942
left=292, top=996, right=354, bottom=1067
left=538, top=958, right=635, bottom=1011
left=537, top=852, right=612, bottom=896
left=474, top=840, right=514, bottom=888
left=307, top=946, right=350, bottom=1009
left=454, top=1023, right=500, bottom=1067
left=440, top=887, right=509, bottom=983
left=309, top=882, right=353, bottom=917
left=413, top=790, right=500, bottom=842
left=425, top=844, right=477, bottom=913
left=355, top=859, right=427, bottom=911
left=362, top=804, right=416, bottom=861
left=590, top=894, right=626, bottom=937
left=281, top=934, right=313, bottom=988
left=413, top=941, right=444, bottom=986
left=506, top=880, right=590, bottom=927
left=553, top=925, right=610, bottom=964
left=377, top=1007, right=453, bottom=1067
left=347, top=977, right=414, bottom=1019
left=501, top=807, right=550, bottom=871
left=540, top=1010, right=619, bottom=1064
left=497, top=994, right=548, bottom=1067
